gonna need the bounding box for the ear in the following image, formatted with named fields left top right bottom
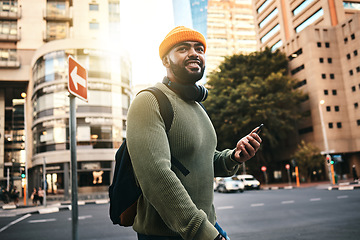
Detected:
left=162, top=55, right=170, bottom=67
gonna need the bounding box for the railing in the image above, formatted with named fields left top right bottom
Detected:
left=0, top=3, right=21, bottom=20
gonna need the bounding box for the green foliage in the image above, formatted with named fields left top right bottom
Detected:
left=292, top=140, right=324, bottom=182
left=204, top=48, right=306, bottom=169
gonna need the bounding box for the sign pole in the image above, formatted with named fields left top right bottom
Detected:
left=69, top=95, right=78, bottom=240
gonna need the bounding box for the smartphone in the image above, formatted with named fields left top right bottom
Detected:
left=255, top=124, right=264, bottom=134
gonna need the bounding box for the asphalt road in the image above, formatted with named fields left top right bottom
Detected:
left=0, top=187, right=359, bottom=240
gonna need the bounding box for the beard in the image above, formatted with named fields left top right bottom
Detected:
left=169, top=58, right=205, bottom=84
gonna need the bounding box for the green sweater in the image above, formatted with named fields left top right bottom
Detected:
left=127, top=83, right=239, bottom=240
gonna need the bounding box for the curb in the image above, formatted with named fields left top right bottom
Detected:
left=262, top=186, right=294, bottom=190
left=0, top=199, right=109, bottom=217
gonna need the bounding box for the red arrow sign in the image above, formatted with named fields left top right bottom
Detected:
left=68, top=55, right=88, bottom=102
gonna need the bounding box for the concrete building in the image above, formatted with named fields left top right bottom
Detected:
left=0, top=0, right=131, bottom=197
left=252, top=0, right=360, bottom=180
left=206, top=0, right=257, bottom=74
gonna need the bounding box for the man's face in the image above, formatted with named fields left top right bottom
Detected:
left=166, top=41, right=205, bottom=84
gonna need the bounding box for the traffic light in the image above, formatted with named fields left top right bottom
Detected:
left=20, top=167, right=25, bottom=178
left=326, top=155, right=334, bottom=165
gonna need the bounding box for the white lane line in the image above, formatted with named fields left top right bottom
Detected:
left=217, top=206, right=234, bottom=210
left=310, top=198, right=321, bottom=202
left=0, top=213, right=31, bottom=233
left=28, top=218, right=56, bottom=223
left=251, top=203, right=264, bottom=207
left=281, top=200, right=295, bottom=204
left=337, top=195, right=349, bottom=199
left=68, top=215, right=93, bottom=221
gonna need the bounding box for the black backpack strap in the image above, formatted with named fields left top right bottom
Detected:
left=139, top=87, right=174, bottom=132
left=138, top=87, right=189, bottom=177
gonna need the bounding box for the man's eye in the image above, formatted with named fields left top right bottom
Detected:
left=196, top=47, right=204, bottom=53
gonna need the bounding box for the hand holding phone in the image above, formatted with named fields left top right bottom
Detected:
left=255, top=123, right=264, bottom=134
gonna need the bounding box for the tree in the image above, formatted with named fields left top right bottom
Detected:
left=292, top=140, right=324, bottom=182
left=204, top=48, right=306, bottom=172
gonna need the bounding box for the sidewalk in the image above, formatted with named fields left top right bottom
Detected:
left=0, top=191, right=109, bottom=217
left=1, top=180, right=359, bottom=217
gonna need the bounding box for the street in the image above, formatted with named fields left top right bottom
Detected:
left=0, top=187, right=359, bottom=240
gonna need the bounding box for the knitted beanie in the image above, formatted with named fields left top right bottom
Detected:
left=159, top=26, right=207, bottom=59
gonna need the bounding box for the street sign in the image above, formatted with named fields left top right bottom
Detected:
left=68, top=55, right=88, bottom=102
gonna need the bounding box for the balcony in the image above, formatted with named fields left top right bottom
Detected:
left=0, top=49, right=21, bottom=68
left=43, top=30, right=69, bottom=42
left=43, top=8, right=72, bottom=25
left=0, top=5, right=21, bottom=20
left=0, top=31, right=21, bottom=42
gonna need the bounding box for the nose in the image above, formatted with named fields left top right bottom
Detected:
left=188, top=47, right=199, bottom=58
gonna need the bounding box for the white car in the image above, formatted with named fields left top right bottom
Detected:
left=237, top=174, right=261, bottom=190
left=215, top=176, right=244, bottom=193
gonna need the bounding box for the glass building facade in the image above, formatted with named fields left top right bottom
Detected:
left=30, top=45, right=131, bottom=195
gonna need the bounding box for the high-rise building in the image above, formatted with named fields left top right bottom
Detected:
left=252, top=0, right=360, bottom=179
left=206, top=0, right=257, bottom=74
left=190, top=0, right=209, bottom=38
left=0, top=0, right=130, bottom=197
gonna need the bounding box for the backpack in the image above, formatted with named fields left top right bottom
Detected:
left=109, top=87, right=189, bottom=226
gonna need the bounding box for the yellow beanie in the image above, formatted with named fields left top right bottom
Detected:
left=159, top=26, right=206, bottom=59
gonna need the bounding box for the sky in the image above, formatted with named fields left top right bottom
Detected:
left=120, top=0, right=176, bottom=87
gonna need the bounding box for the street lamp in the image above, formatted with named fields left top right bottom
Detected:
left=318, top=100, right=335, bottom=185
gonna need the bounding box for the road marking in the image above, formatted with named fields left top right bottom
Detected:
left=310, top=198, right=321, bottom=202
left=217, top=206, right=234, bottom=210
left=251, top=203, right=264, bottom=207
left=0, top=213, right=31, bottom=233
left=28, top=218, right=56, bottom=223
left=281, top=200, right=295, bottom=204
left=337, top=195, right=349, bottom=199
left=68, top=215, right=93, bottom=221
left=39, top=207, right=59, bottom=214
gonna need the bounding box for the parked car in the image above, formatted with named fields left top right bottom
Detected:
left=237, top=174, right=260, bottom=190
left=215, top=176, right=244, bottom=193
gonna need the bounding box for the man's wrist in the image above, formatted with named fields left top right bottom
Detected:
left=230, top=149, right=242, bottom=164
left=214, top=233, right=225, bottom=240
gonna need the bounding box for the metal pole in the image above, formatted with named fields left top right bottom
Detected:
left=23, top=96, right=28, bottom=206
left=69, top=95, right=78, bottom=240
left=287, top=168, right=291, bottom=186
left=319, top=101, right=332, bottom=184
left=7, top=168, right=10, bottom=191
left=43, top=157, right=46, bottom=207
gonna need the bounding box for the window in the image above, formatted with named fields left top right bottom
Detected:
left=271, top=40, right=283, bottom=51
left=357, top=120, right=360, bottom=126
left=257, top=0, right=273, bottom=13
left=332, top=90, right=337, bottom=95
left=89, top=4, right=99, bottom=11
left=317, top=42, right=321, bottom=47
left=319, top=58, right=324, bottom=63
left=298, top=126, right=313, bottom=134
left=330, top=73, right=335, bottom=79
left=261, top=24, right=280, bottom=43
left=259, top=8, right=278, bottom=28
left=335, top=106, right=339, bottom=112
left=357, top=66, right=360, bottom=72
left=328, top=123, right=333, bottom=128
left=351, top=33, right=355, bottom=40
left=326, top=106, right=331, bottom=111
left=325, top=42, right=330, bottom=48
left=355, top=102, right=359, bottom=108
left=288, top=48, right=303, bottom=60
left=293, top=0, right=315, bottom=16
left=354, top=50, right=358, bottom=56
left=321, top=73, right=326, bottom=79
left=352, top=86, right=356, bottom=92
left=324, top=90, right=329, bottom=95
left=350, top=70, right=354, bottom=75
left=291, top=64, right=305, bottom=75
left=89, top=22, right=99, bottom=29
left=344, top=37, right=348, bottom=43
left=295, top=8, right=324, bottom=33
left=337, top=122, right=342, bottom=128
left=328, top=58, right=332, bottom=63
left=294, top=79, right=307, bottom=89
left=347, top=53, right=351, bottom=59
left=344, top=2, right=360, bottom=10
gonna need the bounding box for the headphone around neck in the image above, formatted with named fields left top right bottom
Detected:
left=162, top=77, right=208, bottom=102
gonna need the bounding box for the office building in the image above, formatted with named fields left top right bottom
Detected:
left=0, top=0, right=131, bottom=197
left=252, top=0, right=360, bottom=179
left=206, top=0, right=257, bottom=74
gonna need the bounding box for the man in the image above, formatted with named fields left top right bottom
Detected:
left=127, top=26, right=262, bottom=240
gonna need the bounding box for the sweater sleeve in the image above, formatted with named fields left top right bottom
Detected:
left=127, top=92, right=219, bottom=240
left=213, top=149, right=240, bottom=177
